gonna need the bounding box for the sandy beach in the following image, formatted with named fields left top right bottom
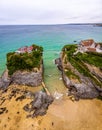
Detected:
left=0, top=85, right=102, bottom=130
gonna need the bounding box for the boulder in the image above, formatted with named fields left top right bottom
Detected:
left=23, top=91, right=54, bottom=118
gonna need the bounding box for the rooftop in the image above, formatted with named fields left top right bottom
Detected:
left=87, top=48, right=96, bottom=52
left=81, top=39, right=95, bottom=46
left=16, top=46, right=33, bottom=53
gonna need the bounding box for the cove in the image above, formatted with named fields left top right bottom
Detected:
left=43, top=50, right=67, bottom=95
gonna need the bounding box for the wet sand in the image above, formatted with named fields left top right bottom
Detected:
left=0, top=85, right=102, bottom=130
left=43, top=97, right=102, bottom=130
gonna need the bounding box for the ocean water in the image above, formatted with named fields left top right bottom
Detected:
left=0, top=25, right=102, bottom=93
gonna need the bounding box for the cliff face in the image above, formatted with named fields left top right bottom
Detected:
left=56, top=58, right=100, bottom=100
left=55, top=43, right=102, bottom=100
left=11, top=70, right=43, bottom=87
left=0, top=64, right=43, bottom=88
left=0, top=70, right=11, bottom=89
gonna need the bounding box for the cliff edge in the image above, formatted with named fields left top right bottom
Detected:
left=0, top=44, right=43, bottom=88
left=55, top=39, right=102, bottom=100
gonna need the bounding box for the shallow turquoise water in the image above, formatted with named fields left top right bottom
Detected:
left=0, top=25, right=102, bottom=93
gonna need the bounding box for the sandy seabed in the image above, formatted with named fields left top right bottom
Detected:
left=0, top=85, right=102, bottom=130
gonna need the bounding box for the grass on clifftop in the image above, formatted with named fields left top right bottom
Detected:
left=65, top=68, right=80, bottom=82
left=76, top=52, right=102, bottom=68
left=7, top=44, right=43, bottom=75
left=62, top=44, right=102, bottom=87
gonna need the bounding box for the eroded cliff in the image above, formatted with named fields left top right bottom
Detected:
left=56, top=42, right=102, bottom=100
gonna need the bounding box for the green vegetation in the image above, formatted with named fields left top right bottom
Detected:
left=62, top=44, right=102, bottom=87
left=62, top=44, right=77, bottom=58
left=76, top=52, right=102, bottom=68
left=65, top=68, right=80, bottom=82
left=7, top=44, right=43, bottom=75
left=32, top=44, right=43, bottom=52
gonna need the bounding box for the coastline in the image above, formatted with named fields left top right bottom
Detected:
left=0, top=25, right=102, bottom=130
left=0, top=62, right=102, bottom=130
left=0, top=85, right=102, bottom=130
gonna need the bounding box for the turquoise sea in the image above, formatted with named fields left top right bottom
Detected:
left=0, top=24, right=102, bottom=93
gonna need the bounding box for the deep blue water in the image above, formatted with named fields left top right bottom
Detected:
left=0, top=24, right=102, bottom=75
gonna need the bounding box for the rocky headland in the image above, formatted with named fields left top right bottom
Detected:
left=0, top=44, right=54, bottom=127
left=55, top=39, right=102, bottom=100
left=0, top=44, right=44, bottom=88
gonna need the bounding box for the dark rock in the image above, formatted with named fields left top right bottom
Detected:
left=0, top=107, right=7, bottom=115
left=26, top=114, right=32, bottom=118
left=2, top=88, right=8, bottom=93
left=4, top=124, right=7, bottom=128
left=8, top=95, right=12, bottom=100
left=74, top=96, right=79, bottom=101
left=0, top=77, right=11, bottom=89
left=24, top=91, right=53, bottom=118
left=23, top=104, right=31, bottom=112
left=56, top=57, right=101, bottom=100
left=11, top=71, right=43, bottom=87
left=73, top=82, right=99, bottom=99
left=55, top=58, right=63, bottom=71
left=32, top=91, right=53, bottom=109
left=33, top=107, right=47, bottom=117
left=25, top=91, right=34, bottom=98
left=0, top=61, right=43, bottom=88
left=5, top=110, right=8, bottom=113
left=65, top=75, right=99, bottom=99
left=0, top=99, right=6, bottom=105
left=16, top=95, right=26, bottom=101
left=0, top=70, right=11, bottom=89
left=100, top=92, right=102, bottom=96
left=52, top=122, right=54, bottom=126
left=74, top=40, right=77, bottom=42
left=17, top=111, right=20, bottom=114
left=8, top=117, right=10, bottom=120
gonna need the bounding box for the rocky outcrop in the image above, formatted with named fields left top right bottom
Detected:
left=68, top=79, right=99, bottom=99
left=0, top=84, right=53, bottom=117
left=0, top=78, right=11, bottom=89
left=0, top=70, right=43, bottom=88
left=0, top=70, right=11, bottom=89
left=11, top=70, right=43, bottom=87
left=23, top=91, right=54, bottom=118
left=55, top=58, right=63, bottom=71
left=55, top=57, right=101, bottom=100
left=0, top=63, right=43, bottom=88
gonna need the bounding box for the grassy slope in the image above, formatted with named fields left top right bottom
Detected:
left=62, top=44, right=102, bottom=87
